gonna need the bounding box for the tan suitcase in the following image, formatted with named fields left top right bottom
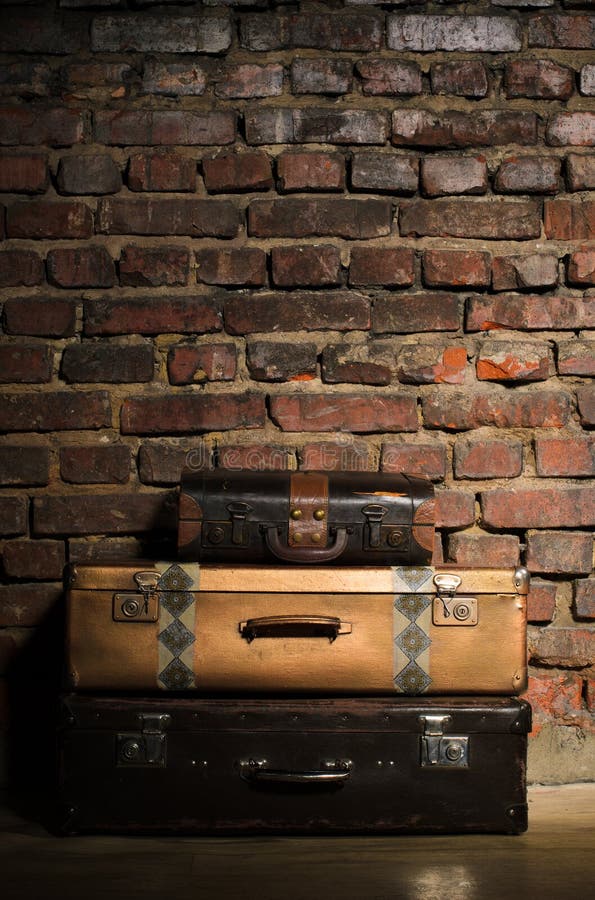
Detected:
left=65, top=563, right=529, bottom=695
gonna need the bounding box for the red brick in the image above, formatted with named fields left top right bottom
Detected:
left=527, top=580, right=557, bottom=623
left=218, top=63, right=283, bottom=98
left=524, top=671, right=584, bottom=735
left=466, top=294, right=594, bottom=331
left=247, top=341, right=317, bottom=383
left=2, top=298, right=77, bottom=338
left=505, top=60, right=574, bottom=100
left=356, top=59, right=421, bottom=96
left=0, top=344, right=53, bottom=384
left=299, top=441, right=373, bottom=472
left=0, top=250, right=44, bottom=288
left=424, top=388, right=571, bottom=431
left=476, top=339, right=551, bottom=382
left=527, top=531, right=593, bottom=575
left=94, top=109, right=236, bottom=147
left=351, top=152, right=418, bottom=193
left=202, top=152, right=273, bottom=193
left=568, top=248, right=595, bottom=285
left=388, top=14, right=521, bottom=52
left=580, top=64, right=595, bottom=96
left=0, top=391, right=111, bottom=432
left=392, top=110, right=536, bottom=149
left=0, top=106, right=84, bottom=146
left=128, top=152, right=196, bottom=193
left=547, top=112, right=595, bottom=147
left=7, top=200, right=93, bottom=239
left=556, top=340, right=595, bottom=376
left=495, top=156, right=560, bottom=193
left=60, top=445, right=131, bottom=485
left=529, top=14, right=595, bottom=49
left=482, top=489, right=594, bottom=529
left=277, top=152, right=345, bottom=192
left=239, top=12, right=289, bottom=51
left=65, top=61, right=135, bottom=95
left=381, top=442, right=446, bottom=480
left=240, top=11, right=383, bottom=52
left=447, top=533, right=520, bottom=567
left=138, top=444, right=207, bottom=486
left=0, top=153, right=48, bottom=193
left=249, top=198, right=391, bottom=239
left=291, top=58, right=351, bottom=95
left=119, top=245, right=189, bottom=287
left=272, top=245, right=341, bottom=287
left=578, top=385, right=595, bottom=426
left=2, top=539, right=65, bottom=580
left=373, top=294, right=460, bottom=334
left=85, top=297, right=222, bottom=337
left=219, top=445, right=292, bottom=472
left=142, top=60, right=206, bottom=97
left=0, top=61, right=51, bottom=100
left=535, top=436, right=595, bottom=477
left=91, top=13, right=232, bottom=54
left=423, top=249, right=490, bottom=288
left=430, top=61, right=488, bottom=98
left=122, top=393, right=266, bottom=436
left=167, top=344, right=237, bottom=385
left=61, top=343, right=154, bottom=384
left=34, top=493, right=178, bottom=536
left=566, top=154, right=595, bottom=191
left=574, top=577, right=595, bottom=618
left=400, top=199, right=540, bottom=240
left=544, top=199, right=595, bottom=240
left=0, top=446, right=49, bottom=487
left=97, top=198, right=239, bottom=237
left=421, top=157, right=487, bottom=197
left=492, top=254, right=559, bottom=291
left=528, top=626, right=594, bottom=667
left=270, top=393, right=418, bottom=434
left=397, top=345, right=467, bottom=385
left=454, top=435, right=523, bottom=479
left=47, top=246, right=115, bottom=288
left=0, top=497, right=27, bottom=536
left=434, top=490, right=475, bottom=529
left=349, top=247, right=414, bottom=287
left=224, top=291, right=370, bottom=334
left=245, top=107, right=388, bottom=146
left=321, top=343, right=392, bottom=387
left=56, top=154, right=121, bottom=195
left=0, top=583, right=62, bottom=627
left=195, top=248, right=266, bottom=287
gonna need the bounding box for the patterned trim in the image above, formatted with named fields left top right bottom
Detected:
left=392, top=566, right=433, bottom=694
left=155, top=563, right=200, bottom=691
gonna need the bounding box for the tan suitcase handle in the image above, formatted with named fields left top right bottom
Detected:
left=239, top=615, right=352, bottom=643
left=265, top=525, right=349, bottom=562
left=239, top=759, right=352, bottom=785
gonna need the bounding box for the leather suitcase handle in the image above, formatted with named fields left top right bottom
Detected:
left=239, top=615, right=352, bottom=643
left=239, top=759, right=352, bottom=785
left=265, top=525, right=348, bottom=563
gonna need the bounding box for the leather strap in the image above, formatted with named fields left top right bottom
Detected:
left=288, top=472, right=329, bottom=549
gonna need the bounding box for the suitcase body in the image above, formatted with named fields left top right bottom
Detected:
left=56, top=694, right=531, bottom=835
left=178, top=470, right=435, bottom=566
left=66, top=562, right=529, bottom=695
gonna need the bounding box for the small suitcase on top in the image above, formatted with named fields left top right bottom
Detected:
left=177, top=470, right=435, bottom=566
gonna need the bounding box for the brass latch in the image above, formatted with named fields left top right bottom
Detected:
left=113, top=570, right=160, bottom=622
left=432, top=573, right=477, bottom=626
left=420, top=714, right=469, bottom=768
left=116, top=713, right=171, bottom=767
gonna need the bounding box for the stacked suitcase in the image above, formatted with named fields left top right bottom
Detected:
left=57, top=471, right=531, bottom=835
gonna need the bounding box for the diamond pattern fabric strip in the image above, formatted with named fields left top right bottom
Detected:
left=155, top=562, right=200, bottom=690
left=392, top=566, right=434, bottom=694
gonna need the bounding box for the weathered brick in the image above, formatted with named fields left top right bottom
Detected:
left=477, top=339, right=551, bottom=382
left=119, top=245, right=189, bottom=287
left=421, top=156, right=488, bottom=197
left=492, top=254, right=559, bottom=291
left=430, top=61, right=488, bottom=98
left=61, top=343, right=154, bottom=384
left=575, top=577, right=595, bottom=618
left=529, top=14, right=595, bottom=49
left=400, top=200, right=541, bottom=240
left=60, top=445, right=131, bottom=484
left=495, top=156, right=561, bottom=193
left=7, top=201, right=93, bottom=240
left=216, top=64, right=283, bottom=99
left=245, top=108, right=388, bottom=146
left=65, top=61, right=135, bottom=98
left=291, top=58, right=352, bottom=95
left=0, top=62, right=51, bottom=100
left=392, top=110, right=537, bottom=148
left=580, top=64, right=595, bottom=96
left=33, top=493, right=177, bottom=536
left=578, top=384, right=595, bottom=426
left=247, top=341, right=318, bottom=382
left=349, top=248, right=415, bottom=287
left=97, top=199, right=239, bottom=237
left=270, top=393, right=418, bottom=433
left=356, top=59, right=422, bottom=96
left=272, top=245, right=341, bottom=287
left=240, top=11, right=382, bottom=52
left=239, top=12, right=290, bottom=51
left=278, top=152, right=345, bottom=192
left=424, top=388, right=571, bottom=430
left=195, top=248, right=266, bottom=287
left=0, top=153, right=48, bottom=193
left=121, top=393, right=266, bottom=435
left=299, top=441, right=373, bottom=473
left=454, top=435, right=523, bottom=479
left=423, top=249, right=491, bottom=287
left=467, top=294, right=593, bottom=331
left=0, top=583, right=62, bottom=627
left=3, top=298, right=77, bottom=338
left=524, top=671, right=584, bottom=734
left=94, top=110, right=236, bottom=147
left=447, top=533, right=520, bottom=567
left=85, top=297, right=222, bottom=336
left=47, top=246, right=115, bottom=289
left=527, top=579, right=557, bottom=623
left=373, top=294, right=460, bottom=334
left=505, top=60, right=574, bottom=100
left=547, top=112, right=595, bottom=147
left=219, top=444, right=292, bottom=473
left=397, top=345, right=467, bottom=385
left=167, top=344, right=237, bottom=385
left=138, top=444, right=205, bottom=486
left=56, top=154, right=121, bottom=195
left=0, top=250, right=44, bottom=288
left=0, top=10, right=85, bottom=54
left=545, top=199, right=595, bottom=239
left=203, top=152, right=273, bottom=193
left=527, top=531, right=593, bottom=575
left=128, top=152, right=196, bottom=193
left=566, top=154, right=595, bottom=191
left=224, top=291, right=370, bottom=334
left=557, top=340, right=595, bottom=376
left=249, top=198, right=391, bottom=239
left=321, top=342, right=393, bottom=387
left=0, top=447, right=49, bottom=486
left=568, top=248, right=595, bottom=285
left=2, top=539, right=65, bottom=580
left=535, top=436, right=595, bottom=477
left=435, top=490, right=475, bottom=529
left=351, top=152, right=418, bottom=194
left=481, top=488, right=594, bottom=529
left=142, top=60, right=206, bottom=97
left=0, top=344, right=53, bottom=384
left=0, top=497, right=27, bottom=537
left=0, top=106, right=84, bottom=147
left=381, top=442, right=447, bottom=480
left=388, top=15, right=521, bottom=51
left=91, top=14, right=232, bottom=53
left=0, top=391, right=111, bottom=432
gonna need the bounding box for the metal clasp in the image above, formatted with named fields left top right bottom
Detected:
left=420, top=715, right=469, bottom=768
left=432, top=573, right=477, bottom=626
left=113, top=570, right=160, bottom=622
left=117, top=713, right=171, bottom=768
left=362, top=504, right=388, bottom=548
left=227, top=501, right=253, bottom=546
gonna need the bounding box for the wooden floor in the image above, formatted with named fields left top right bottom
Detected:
left=1, top=783, right=593, bottom=900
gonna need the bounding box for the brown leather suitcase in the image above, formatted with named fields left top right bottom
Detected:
left=56, top=694, right=531, bottom=835
left=177, top=470, right=435, bottom=565
left=65, top=562, right=529, bottom=695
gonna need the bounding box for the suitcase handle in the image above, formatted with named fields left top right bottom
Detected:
left=265, top=525, right=348, bottom=562
left=239, top=615, right=352, bottom=643
left=239, top=758, right=352, bottom=785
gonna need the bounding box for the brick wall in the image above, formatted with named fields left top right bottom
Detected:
left=0, top=0, right=594, bottom=787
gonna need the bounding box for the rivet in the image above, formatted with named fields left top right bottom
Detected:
left=313, top=509, right=325, bottom=520
left=311, top=533, right=322, bottom=544
left=293, top=533, right=303, bottom=544
left=290, top=509, right=303, bottom=520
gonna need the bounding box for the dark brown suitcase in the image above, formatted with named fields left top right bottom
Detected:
left=178, top=470, right=435, bottom=565
left=56, top=695, right=531, bottom=835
